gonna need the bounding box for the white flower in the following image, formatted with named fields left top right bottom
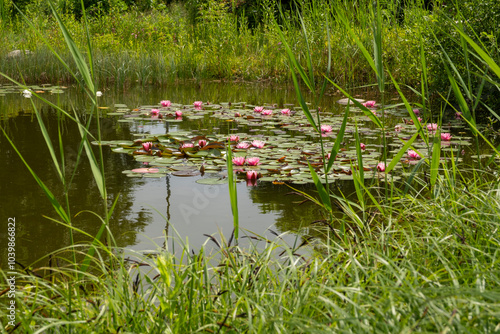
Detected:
left=22, top=89, right=32, bottom=98
left=96, top=91, right=103, bottom=97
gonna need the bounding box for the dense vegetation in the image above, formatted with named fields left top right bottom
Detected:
left=1, top=0, right=500, bottom=332
left=1, top=0, right=499, bottom=91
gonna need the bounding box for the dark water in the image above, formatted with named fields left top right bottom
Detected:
left=2, top=82, right=495, bottom=268
left=1, top=82, right=368, bottom=267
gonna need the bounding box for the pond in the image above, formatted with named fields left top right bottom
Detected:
left=0, top=81, right=493, bottom=267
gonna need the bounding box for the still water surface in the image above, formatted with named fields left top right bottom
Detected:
left=1, top=82, right=364, bottom=267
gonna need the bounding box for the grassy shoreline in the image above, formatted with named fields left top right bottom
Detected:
left=2, top=0, right=500, bottom=332
left=3, top=0, right=496, bottom=88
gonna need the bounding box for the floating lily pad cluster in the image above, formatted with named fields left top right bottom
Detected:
left=0, top=84, right=67, bottom=97
left=94, top=99, right=473, bottom=185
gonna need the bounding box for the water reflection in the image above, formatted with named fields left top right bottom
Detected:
left=2, top=82, right=345, bottom=267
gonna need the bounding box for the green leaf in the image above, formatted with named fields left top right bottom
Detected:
left=326, top=102, right=349, bottom=172
left=307, top=161, right=332, bottom=213
left=386, top=133, right=419, bottom=174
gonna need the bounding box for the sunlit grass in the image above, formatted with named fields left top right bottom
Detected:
left=3, top=172, right=499, bottom=332
left=1, top=0, right=500, bottom=332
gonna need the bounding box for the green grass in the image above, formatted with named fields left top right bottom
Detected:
left=2, top=0, right=500, bottom=332
left=0, top=0, right=430, bottom=87
left=2, top=172, right=499, bottom=333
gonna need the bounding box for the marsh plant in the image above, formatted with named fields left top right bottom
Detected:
left=1, top=0, right=500, bottom=332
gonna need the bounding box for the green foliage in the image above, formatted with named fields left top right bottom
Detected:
left=424, top=0, right=500, bottom=119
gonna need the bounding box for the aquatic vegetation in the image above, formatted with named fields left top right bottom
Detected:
left=93, top=97, right=472, bottom=184
left=245, top=157, right=260, bottom=166
left=251, top=140, right=265, bottom=148
left=427, top=123, right=438, bottom=131
left=320, top=125, right=332, bottom=133
left=22, top=89, right=32, bottom=98
left=441, top=133, right=452, bottom=141
left=236, top=142, right=251, bottom=149
left=363, top=100, right=376, bottom=108
left=142, top=142, right=153, bottom=152
left=232, top=156, right=245, bottom=166
left=407, top=150, right=420, bottom=159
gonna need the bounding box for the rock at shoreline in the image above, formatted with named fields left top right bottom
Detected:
left=337, top=98, right=365, bottom=105
left=7, top=50, right=33, bottom=58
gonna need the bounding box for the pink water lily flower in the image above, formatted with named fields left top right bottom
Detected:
left=198, top=140, right=207, bottom=148
left=234, top=112, right=241, bottom=117
left=413, top=108, right=420, bottom=115
left=417, top=117, right=423, bottom=122
left=455, top=112, right=462, bottom=120
left=236, top=142, right=251, bottom=149
left=246, top=170, right=259, bottom=180
left=377, top=162, right=386, bottom=172
left=181, top=143, right=194, bottom=148
left=261, top=109, right=273, bottom=116
left=407, top=150, right=420, bottom=159
left=254, top=106, right=264, bottom=113
left=427, top=123, right=438, bottom=131
left=193, top=101, right=203, bottom=107
left=175, top=110, right=183, bottom=117
left=320, top=125, right=332, bottom=133
left=142, top=142, right=153, bottom=152
left=246, top=157, right=260, bottom=166
left=252, top=140, right=265, bottom=148
left=229, top=135, right=239, bottom=142
left=441, top=133, right=452, bottom=141
left=281, top=108, right=291, bottom=115
left=232, top=156, right=246, bottom=166
left=150, top=109, right=159, bottom=116
left=363, top=100, right=376, bottom=108
left=360, top=143, right=366, bottom=150
left=161, top=100, right=171, bottom=107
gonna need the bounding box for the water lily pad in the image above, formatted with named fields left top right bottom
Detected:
left=196, top=177, right=229, bottom=185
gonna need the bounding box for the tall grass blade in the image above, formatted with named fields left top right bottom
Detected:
left=403, top=158, right=427, bottom=196
left=372, top=1, right=384, bottom=92
left=430, top=131, right=441, bottom=188
left=388, top=72, right=427, bottom=145
left=299, top=15, right=315, bottom=89
left=0, top=127, right=70, bottom=223
left=307, top=161, right=332, bottom=214
left=336, top=7, right=378, bottom=77
left=76, top=116, right=105, bottom=199
left=386, top=133, right=419, bottom=174
left=326, top=102, right=349, bottom=173
left=443, top=60, right=475, bottom=130
left=226, top=142, right=239, bottom=242
left=32, top=103, right=64, bottom=182
left=274, top=20, right=313, bottom=92
left=290, top=67, right=318, bottom=132
left=48, top=1, right=95, bottom=94
left=452, top=23, right=500, bottom=79
left=324, top=77, right=383, bottom=128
